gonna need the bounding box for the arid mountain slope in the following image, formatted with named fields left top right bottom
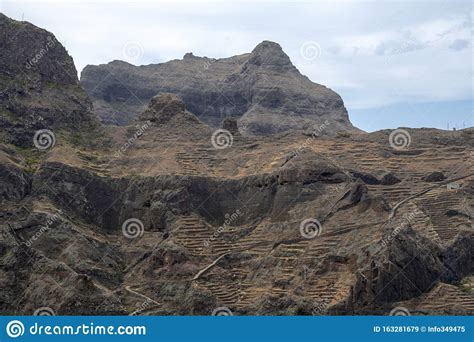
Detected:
left=80, top=41, right=354, bottom=135
left=0, top=14, right=472, bottom=316
left=1, top=95, right=472, bottom=315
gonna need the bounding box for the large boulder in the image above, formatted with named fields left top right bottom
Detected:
left=422, top=171, right=446, bottom=183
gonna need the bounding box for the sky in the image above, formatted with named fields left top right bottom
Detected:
left=1, top=0, right=472, bottom=131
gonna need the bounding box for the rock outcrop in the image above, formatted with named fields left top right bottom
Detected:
left=422, top=171, right=446, bottom=183
left=138, top=92, right=202, bottom=127
left=0, top=13, right=97, bottom=147
left=351, top=227, right=473, bottom=314
left=81, top=41, right=354, bottom=135
left=0, top=150, right=31, bottom=202
left=222, top=117, right=240, bottom=135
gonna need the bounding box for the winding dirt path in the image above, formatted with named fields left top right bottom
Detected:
left=124, top=285, right=160, bottom=306
left=389, top=173, right=474, bottom=219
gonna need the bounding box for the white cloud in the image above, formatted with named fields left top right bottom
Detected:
left=328, top=15, right=470, bottom=57
left=1, top=0, right=472, bottom=113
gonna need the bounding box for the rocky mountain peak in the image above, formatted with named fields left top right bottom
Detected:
left=251, top=40, right=285, bottom=56
left=81, top=41, right=354, bottom=135
left=0, top=13, right=77, bottom=84
left=138, top=92, right=204, bottom=130
left=0, top=13, right=98, bottom=147
left=246, top=40, right=293, bottom=70
left=183, top=52, right=195, bottom=59
left=108, top=60, right=134, bottom=67
left=139, top=93, right=186, bottom=123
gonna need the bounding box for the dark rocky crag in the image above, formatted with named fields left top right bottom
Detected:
left=138, top=92, right=205, bottom=129
left=81, top=41, right=355, bottom=135
left=0, top=13, right=97, bottom=147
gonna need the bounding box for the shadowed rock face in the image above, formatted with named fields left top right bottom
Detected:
left=222, top=117, right=240, bottom=135
left=0, top=150, right=31, bottom=202
left=137, top=92, right=208, bottom=135
left=0, top=13, right=97, bottom=147
left=0, top=14, right=76, bottom=84
left=80, top=41, right=355, bottom=135
left=139, top=93, right=186, bottom=124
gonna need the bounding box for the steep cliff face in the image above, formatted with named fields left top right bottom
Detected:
left=0, top=13, right=98, bottom=147
left=80, top=41, right=354, bottom=135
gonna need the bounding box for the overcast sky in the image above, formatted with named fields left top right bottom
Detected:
left=1, top=0, right=472, bottom=131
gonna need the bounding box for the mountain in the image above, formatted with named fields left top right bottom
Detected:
left=0, top=13, right=98, bottom=147
left=80, top=41, right=355, bottom=135
left=0, top=13, right=473, bottom=316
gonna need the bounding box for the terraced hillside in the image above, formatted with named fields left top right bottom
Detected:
left=0, top=13, right=472, bottom=316
left=1, top=110, right=472, bottom=315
